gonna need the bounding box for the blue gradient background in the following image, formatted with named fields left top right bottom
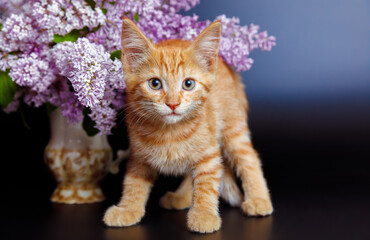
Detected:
left=188, top=0, right=370, bottom=145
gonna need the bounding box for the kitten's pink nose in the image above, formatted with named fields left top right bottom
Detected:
left=166, top=103, right=180, bottom=111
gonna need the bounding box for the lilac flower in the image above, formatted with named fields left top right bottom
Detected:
left=216, top=15, right=276, bottom=71
left=9, top=52, right=56, bottom=92
left=56, top=38, right=109, bottom=108
left=52, top=38, right=125, bottom=130
left=161, top=0, right=200, bottom=13
left=109, top=59, right=126, bottom=90
left=112, top=89, right=126, bottom=111
left=0, top=13, right=37, bottom=52
left=52, top=41, right=74, bottom=76
left=48, top=78, right=84, bottom=124
left=23, top=89, right=49, bottom=107
left=60, top=92, right=84, bottom=124
left=31, top=0, right=105, bottom=36
left=255, top=31, right=277, bottom=51
left=3, top=98, right=20, bottom=113
left=88, top=23, right=121, bottom=52
left=91, top=1, right=206, bottom=52
left=86, top=32, right=107, bottom=46
left=0, top=53, right=16, bottom=72
left=0, top=0, right=30, bottom=20
left=89, top=100, right=117, bottom=135
left=3, top=90, right=22, bottom=114
left=136, top=11, right=208, bottom=42
left=100, top=0, right=161, bottom=23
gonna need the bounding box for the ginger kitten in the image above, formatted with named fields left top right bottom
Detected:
left=103, top=17, right=273, bottom=233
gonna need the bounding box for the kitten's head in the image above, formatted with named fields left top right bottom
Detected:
left=121, top=17, right=221, bottom=125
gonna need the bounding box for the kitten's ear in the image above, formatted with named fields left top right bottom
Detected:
left=121, top=17, right=154, bottom=72
left=189, top=21, right=221, bottom=71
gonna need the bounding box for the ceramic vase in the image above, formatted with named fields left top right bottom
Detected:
left=44, top=108, right=112, bottom=204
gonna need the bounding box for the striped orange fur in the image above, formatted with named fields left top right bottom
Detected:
left=103, top=17, right=273, bottom=233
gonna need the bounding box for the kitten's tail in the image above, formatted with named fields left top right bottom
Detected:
left=109, top=149, right=130, bottom=174
left=220, top=168, right=243, bottom=207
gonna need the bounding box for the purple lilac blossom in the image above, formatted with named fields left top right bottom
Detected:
left=0, top=53, right=16, bottom=72
left=112, top=89, right=126, bottom=111
left=53, top=40, right=126, bottom=95
left=90, top=1, right=206, bottom=52
left=59, top=91, right=84, bottom=125
left=48, top=78, right=84, bottom=124
left=55, top=38, right=109, bottom=108
left=0, top=0, right=30, bottom=21
left=2, top=90, right=22, bottom=113
left=98, top=0, right=161, bottom=19
left=53, top=38, right=125, bottom=133
left=216, top=15, right=276, bottom=71
left=161, top=0, right=200, bottom=13
left=23, top=90, right=49, bottom=107
left=89, top=99, right=117, bottom=135
left=0, top=13, right=38, bottom=52
left=9, top=52, right=55, bottom=92
left=136, top=11, right=208, bottom=43
left=31, top=0, right=106, bottom=36
left=255, top=31, right=277, bottom=51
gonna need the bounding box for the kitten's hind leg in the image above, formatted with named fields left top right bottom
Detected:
left=159, top=174, right=192, bottom=210
left=160, top=167, right=243, bottom=210
left=223, top=123, right=273, bottom=216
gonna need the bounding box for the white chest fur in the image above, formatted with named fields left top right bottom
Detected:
left=132, top=129, right=208, bottom=176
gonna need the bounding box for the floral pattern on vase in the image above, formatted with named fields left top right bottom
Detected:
left=44, top=108, right=113, bottom=204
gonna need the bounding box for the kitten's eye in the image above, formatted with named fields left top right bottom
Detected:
left=182, top=79, right=195, bottom=91
left=148, top=78, right=162, bottom=90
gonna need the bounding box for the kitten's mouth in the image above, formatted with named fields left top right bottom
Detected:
left=163, top=112, right=183, bottom=124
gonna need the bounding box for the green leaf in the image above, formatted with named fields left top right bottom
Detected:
left=46, top=102, right=57, bottom=114
left=110, top=50, right=121, bottom=61
left=102, top=8, right=107, bottom=15
left=85, top=0, right=96, bottom=9
left=109, top=1, right=116, bottom=5
left=0, top=69, right=17, bottom=108
left=53, top=29, right=80, bottom=43
left=82, top=109, right=99, bottom=137
left=0, top=23, right=3, bottom=31
left=134, top=13, right=139, bottom=22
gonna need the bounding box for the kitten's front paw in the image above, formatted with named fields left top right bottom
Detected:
left=103, top=205, right=144, bottom=227
left=241, top=198, right=273, bottom=216
left=187, top=209, right=221, bottom=233
left=159, top=191, right=191, bottom=210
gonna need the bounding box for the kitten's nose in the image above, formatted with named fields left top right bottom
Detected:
left=166, top=103, right=180, bottom=111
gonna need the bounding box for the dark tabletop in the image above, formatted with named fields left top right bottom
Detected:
left=1, top=165, right=370, bottom=240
